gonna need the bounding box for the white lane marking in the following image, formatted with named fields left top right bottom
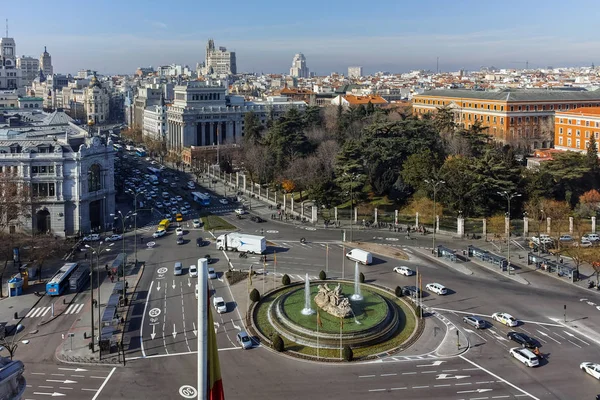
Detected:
left=412, top=385, right=429, bottom=389
left=91, top=367, right=116, bottom=400
left=31, top=372, right=46, bottom=375
left=390, top=387, right=407, bottom=390
left=562, top=330, right=590, bottom=346
left=432, top=308, right=562, bottom=327
left=434, top=384, right=451, bottom=387
left=460, top=355, right=540, bottom=400
left=41, top=307, right=51, bottom=317
left=359, top=375, right=375, bottom=378
left=380, top=373, right=396, bottom=377
left=464, top=328, right=487, bottom=342
left=368, top=389, right=386, bottom=392
left=402, top=372, right=417, bottom=375
left=140, top=280, right=154, bottom=358
left=553, top=332, right=566, bottom=340
left=65, top=304, right=75, bottom=314
left=536, top=330, right=561, bottom=344
left=569, top=340, right=583, bottom=348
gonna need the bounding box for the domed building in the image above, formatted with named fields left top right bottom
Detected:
left=85, top=72, right=110, bottom=124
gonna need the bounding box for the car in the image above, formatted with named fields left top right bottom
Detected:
left=192, top=219, right=201, bottom=228
left=176, top=227, right=184, bottom=236
left=492, top=312, right=519, bottom=327
left=580, top=362, right=600, bottom=380
left=558, top=234, right=573, bottom=242
left=82, top=234, right=101, bottom=242
left=163, top=200, right=171, bottom=207
left=463, top=315, right=486, bottom=329
left=171, top=208, right=178, bottom=215
left=174, top=262, right=183, bottom=276
left=151, top=192, right=157, bottom=198
left=575, top=240, right=593, bottom=248
left=236, top=331, right=252, bottom=349
left=152, top=230, right=166, bottom=238
left=208, top=267, right=216, bottom=279
left=426, top=283, right=448, bottom=295
left=507, top=331, right=537, bottom=348
left=155, top=202, right=163, bottom=209
left=170, top=182, right=177, bottom=188
left=185, top=204, right=192, bottom=210
left=189, top=265, right=198, bottom=277
left=162, top=179, right=169, bottom=184
left=402, top=286, right=420, bottom=297
left=213, top=296, right=227, bottom=313
left=219, top=198, right=228, bottom=205
left=250, top=216, right=265, bottom=223
left=105, top=234, right=123, bottom=242
left=145, top=157, right=151, bottom=161
left=181, top=209, right=189, bottom=216
left=170, top=197, right=178, bottom=204
left=509, top=347, right=539, bottom=367
left=176, top=237, right=184, bottom=245
left=204, top=254, right=213, bottom=264
left=176, top=195, right=183, bottom=202
left=196, top=237, right=205, bottom=247
left=176, top=213, right=183, bottom=222
left=582, top=233, right=600, bottom=242
left=393, top=266, right=414, bottom=276
left=235, top=208, right=246, bottom=215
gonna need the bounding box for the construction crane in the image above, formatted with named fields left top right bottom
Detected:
left=510, top=61, right=530, bottom=69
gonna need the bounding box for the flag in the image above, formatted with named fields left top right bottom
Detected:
left=340, top=317, right=344, bottom=330
left=317, top=310, right=323, bottom=328
left=207, top=299, right=224, bottom=400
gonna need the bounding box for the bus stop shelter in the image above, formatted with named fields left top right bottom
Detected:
left=482, top=252, right=508, bottom=271
left=110, top=253, right=127, bottom=276
left=436, top=246, right=457, bottom=262
left=467, top=246, right=488, bottom=261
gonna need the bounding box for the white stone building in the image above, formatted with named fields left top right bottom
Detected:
left=348, top=66, right=363, bottom=78
left=16, top=55, right=39, bottom=87
left=143, top=95, right=167, bottom=139
left=290, top=53, right=309, bottom=78
left=0, top=111, right=115, bottom=236
left=0, top=37, right=22, bottom=90
left=205, top=39, right=236, bottom=75
left=85, top=73, right=110, bottom=124
left=39, top=46, right=53, bottom=77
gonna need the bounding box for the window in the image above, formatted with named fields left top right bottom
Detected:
left=577, top=120, right=581, bottom=125
left=526, top=105, right=530, bottom=111
left=567, top=138, right=572, bottom=146
left=586, top=131, right=590, bottom=138
left=577, top=130, right=581, bottom=137
left=586, top=141, right=590, bottom=149
left=550, top=105, right=554, bottom=110
left=559, top=127, right=563, bottom=134
left=31, top=165, right=55, bottom=175
left=500, top=117, right=504, bottom=124
left=510, top=117, right=514, bottom=124
left=597, top=132, right=600, bottom=139
left=576, top=139, right=581, bottom=148
left=586, top=121, right=590, bottom=127
left=518, top=117, right=522, bottom=123
left=501, top=106, right=504, bottom=111
left=518, top=106, right=522, bottom=111
left=493, top=117, right=497, bottom=123
left=88, top=164, right=102, bottom=192
left=32, top=182, right=55, bottom=198
left=568, top=129, right=572, bottom=136
left=559, top=137, right=564, bottom=145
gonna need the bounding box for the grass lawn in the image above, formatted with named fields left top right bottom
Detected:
left=201, top=214, right=235, bottom=231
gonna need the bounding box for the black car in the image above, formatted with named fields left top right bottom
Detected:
left=196, top=237, right=204, bottom=247
left=402, top=286, right=421, bottom=297
left=507, top=331, right=537, bottom=348
left=176, top=237, right=184, bottom=245
left=250, top=216, right=265, bottom=223
left=205, top=254, right=213, bottom=264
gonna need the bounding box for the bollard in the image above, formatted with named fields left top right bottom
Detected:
left=13, top=312, right=17, bottom=320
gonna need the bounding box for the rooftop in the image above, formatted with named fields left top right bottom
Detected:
left=344, top=94, right=388, bottom=105
left=416, top=88, right=600, bottom=102
left=557, top=107, right=600, bottom=117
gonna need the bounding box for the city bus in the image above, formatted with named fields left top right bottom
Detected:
left=46, top=263, right=79, bottom=296
left=135, top=148, right=147, bottom=157
left=146, top=166, right=161, bottom=177
left=69, top=264, right=90, bottom=292
left=191, top=192, right=211, bottom=206
left=158, top=219, right=170, bottom=231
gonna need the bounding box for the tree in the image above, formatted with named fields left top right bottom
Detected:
left=0, top=173, right=32, bottom=233
left=303, top=106, right=322, bottom=128
left=121, top=127, right=143, bottom=143
left=319, top=270, right=327, bottom=280
left=282, top=274, right=291, bottom=285
left=576, top=189, right=600, bottom=217
left=439, top=156, right=480, bottom=216
left=366, top=101, right=375, bottom=116
left=541, top=199, right=571, bottom=258
left=249, top=288, right=261, bottom=302
left=540, top=151, right=590, bottom=206
left=342, top=345, right=354, bottom=361
left=243, top=112, right=263, bottom=145
left=242, top=143, right=273, bottom=185
left=272, top=333, right=284, bottom=352
left=433, top=105, right=456, bottom=137
left=334, top=140, right=367, bottom=202
left=400, top=150, right=442, bottom=193
left=586, top=135, right=599, bottom=188
left=264, top=108, right=309, bottom=171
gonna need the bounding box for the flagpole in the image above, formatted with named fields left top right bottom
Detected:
left=262, top=259, right=265, bottom=295
left=316, top=310, right=320, bottom=360
left=326, top=244, right=329, bottom=274
left=198, top=258, right=208, bottom=399
left=273, top=250, right=277, bottom=290
left=342, top=245, right=345, bottom=279
left=339, top=316, right=343, bottom=360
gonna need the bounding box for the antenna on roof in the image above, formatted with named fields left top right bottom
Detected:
left=5, top=19, right=7, bottom=38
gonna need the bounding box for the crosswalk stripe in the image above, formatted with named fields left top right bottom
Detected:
left=25, top=308, right=36, bottom=318
left=74, top=303, right=84, bottom=314
left=66, top=304, right=75, bottom=314
left=41, top=307, right=51, bottom=317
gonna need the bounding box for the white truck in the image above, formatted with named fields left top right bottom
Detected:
left=346, top=248, right=373, bottom=265
left=216, top=233, right=266, bottom=254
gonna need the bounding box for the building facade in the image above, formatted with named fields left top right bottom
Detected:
left=85, top=73, right=110, bottom=124
left=413, top=89, right=600, bottom=148
left=554, top=107, right=600, bottom=154
left=39, top=46, right=53, bottom=77
left=290, top=53, right=309, bottom=78
left=0, top=114, right=115, bottom=237
left=348, top=66, right=363, bottom=78
left=166, top=81, right=306, bottom=149
left=143, top=95, right=167, bottom=140
left=132, top=85, right=163, bottom=129
left=16, top=56, right=39, bottom=87
left=331, top=94, right=388, bottom=108
left=0, top=37, right=21, bottom=90
left=205, top=39, right=236, bottom=75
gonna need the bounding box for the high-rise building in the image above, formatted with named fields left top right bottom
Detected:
left=348, top=66, right=363, bottom=78
left=205, top=39, right=236, bottom=75
left=290, top=53, right=309, bottom=78
left=0, top=36, right=21, bottom=89
left=17, top=55, right=39, bottom=86
left=39, top=46, right=53, bottom=76
left=85, top=73, right=110, bottom=124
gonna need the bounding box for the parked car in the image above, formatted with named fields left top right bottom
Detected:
left=492, top=312, right=519, bottom=327
left=509, top=347, right=539, bottom=368
left=174, top=262, right=183, bottom=276
left=105, top=234, right=123, bottom=242
left=463, top=315, right=486, bottom=329
left=426, top=283, right=448, bottom=295
left=176, top=227, right=184, bottom=236
left=192, top=219, right=201, bottom=228
left=558, top=235, right=573, bottom=242
left=176, top=237, right=184, bottom=245
left=575, top=240, right=593, bottom=248
left=507, top=331, right=537, bottom=348
left=204, top=254, right=213, bottom=264
left=208, top=267, right=217, bottom=279
left=196, top=237, right=204, bottom=247
left=152, top=230, right=166, bottom=238
left=582, top=233, right=600, bottom=243
left=393, top=266, right=414, bottom=276
left=176, top=213, right=183, bottom=222
left=176, top=195, right=183, bottom=202
left=236, top=331, right=252, bottom=349
left=83, top=234, right=101, bottom=242
left=580, top=362, right=600, bottom=380
left=189, top=265, right=198, bottom=277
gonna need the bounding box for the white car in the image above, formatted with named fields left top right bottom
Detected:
left=393, top=266, right=414, bottom=276
left=176, top=227, right=184, bottom=236
left=208, top=267, right=217, bottom=279
left=213, top=296, right=227, bottom=313
left=176, top=195, right=183, bottom=202
left=426, top=283, right=448, bottom=295
left=492, top=312, right=519, bottom=327
left=219, top=198, right=228, bottom=205
left=583, top=233, right=600, bottom=243
left=83, top=234, right=101, bottom=242
left=162, top=179, right=169, bottom=184
left=152, top=230, right=166, bottom=238
left=155, top=202, right=163, bottom=209
left=181, top=209, right=189, bottom=216
left=235, top=208, right=246, bottom=215
left=164, top=200, right=171, bottom=207
left=509, top=347, right=539, bottom=368
left=189, top=265, right=198, bottom=278
left=105, top=234, right=123, bottom=242
left=192, top=219, right=201, bottom=228
left=575, top=240, right=593, bottom=248
left=580, top=362, right=600, bottom=379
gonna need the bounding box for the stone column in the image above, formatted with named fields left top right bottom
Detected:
left=569, top=216, right=574, bottom=234
left=394, top=210, right=398, bottom=225
left=523, top=216, right=529, bottom=238
left=283, top=193, right=287, bottom=212
left=505, top=216, right=510, bottom=238
left=457, top=216, right=465, bottom=237
left=546, top=217, right=552, bottom=234
left=301, top=204, right=304, bottom=219
left=374, top=208, right=378, bottom=224
left=243, top=174, right=247, bottom=192
left=334, top=207, right=338, bottom=221
left=592, top=216, right=597, bottom=233
left=415, top=212, right=419, bottom=228
left=266, top=187, right=269, bottom=202
left=258, top=185, right=261, bottom=198
left=354, top=208, right=357, bottom=223
left=291, top=196, right=294, bottom=215
left=436, top=215, right=440, bottom=233
left=226, top=121, right=233, bottom=143
left=482, top=218, right=487, bottom=237
left=312, top=206, right=317, bottom=223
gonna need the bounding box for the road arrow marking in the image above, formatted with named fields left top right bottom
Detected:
left=151, top=325, right=156, bottom=340
left=192, top=322, right=197, bottom=337
left=188, top=278, right=191, bottom=287
left=57, top=368, right=87, bottom=372
left=231, top=320, right=241, bottom=331
left=46, top=379, right=77, bottom=384
left=33, top=393, right=66, bottom=397
left=217, top=276, right=224, bottom=282
left=156, top=282, right=161, bottom=292
left=172, top=280, right=176, bottom=290
left=172, top=324, right=177, bottom=339
left=436, top=374, right=470, bottom=380
left=580, top=298, right=588, bottom=302
left=457, top=389, right=493, bottom=394
left=537, top=330, right=561, bottom=344
left=417, top=360, right=445, bottom=367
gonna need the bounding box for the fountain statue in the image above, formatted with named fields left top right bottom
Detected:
left=350, top=262, right=363, bottom=301
left=314, top=283, right=352, bottom=318
left=301, top=273, right=315, bottom=315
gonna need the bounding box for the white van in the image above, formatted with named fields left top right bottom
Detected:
left=346, top=249, right=373, bottom=265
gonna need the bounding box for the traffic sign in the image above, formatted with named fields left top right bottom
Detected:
left=149, top=308, right=161, bottom=318
left=179, top=385, right=197, bottom=398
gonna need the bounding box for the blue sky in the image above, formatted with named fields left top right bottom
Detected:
left=4, top=0, right=600, bottom=75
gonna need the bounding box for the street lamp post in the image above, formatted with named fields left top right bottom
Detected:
left=85, top=242, right=113, bottom=354
left=498, top=191, right=522, bottom=275
left=424, top=179, right=445, bottom=253
left=344, top=173, right=360, bottom=242
left=111, top=210, right=132, bottom=299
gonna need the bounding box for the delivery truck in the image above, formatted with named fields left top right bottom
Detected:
left=346, top=248, right=373, bottom=265
left=215, top=233, right=266, bottom=254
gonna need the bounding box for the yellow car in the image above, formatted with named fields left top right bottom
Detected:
left=176, top=213, right=183, bottom=222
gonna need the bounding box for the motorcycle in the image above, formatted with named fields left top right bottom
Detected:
left=589, top=281, right=596, bottom=289
left=300, top=237, right=306, bottom=244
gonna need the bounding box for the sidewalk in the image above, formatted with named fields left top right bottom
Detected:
left=55, top=261, right=144, bottom=365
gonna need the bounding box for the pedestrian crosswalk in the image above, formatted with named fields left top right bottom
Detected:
left=25, top=303, right=84, bottom=318
left=278, top=242, right=347, bottom=250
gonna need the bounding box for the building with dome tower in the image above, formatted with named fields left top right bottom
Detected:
left=85, top=72, right=110, bottom=124
left=0, top=35, right=22, bottom=90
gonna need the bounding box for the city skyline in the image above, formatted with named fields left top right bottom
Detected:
left=4, top=0, right=600, bottom=75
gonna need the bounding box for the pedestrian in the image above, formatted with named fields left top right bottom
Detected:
left=110, top=274, right=114, bottom=283
left=85, top=253, right=88, bottom=260
left=105, top=264, right=109, bottom=272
